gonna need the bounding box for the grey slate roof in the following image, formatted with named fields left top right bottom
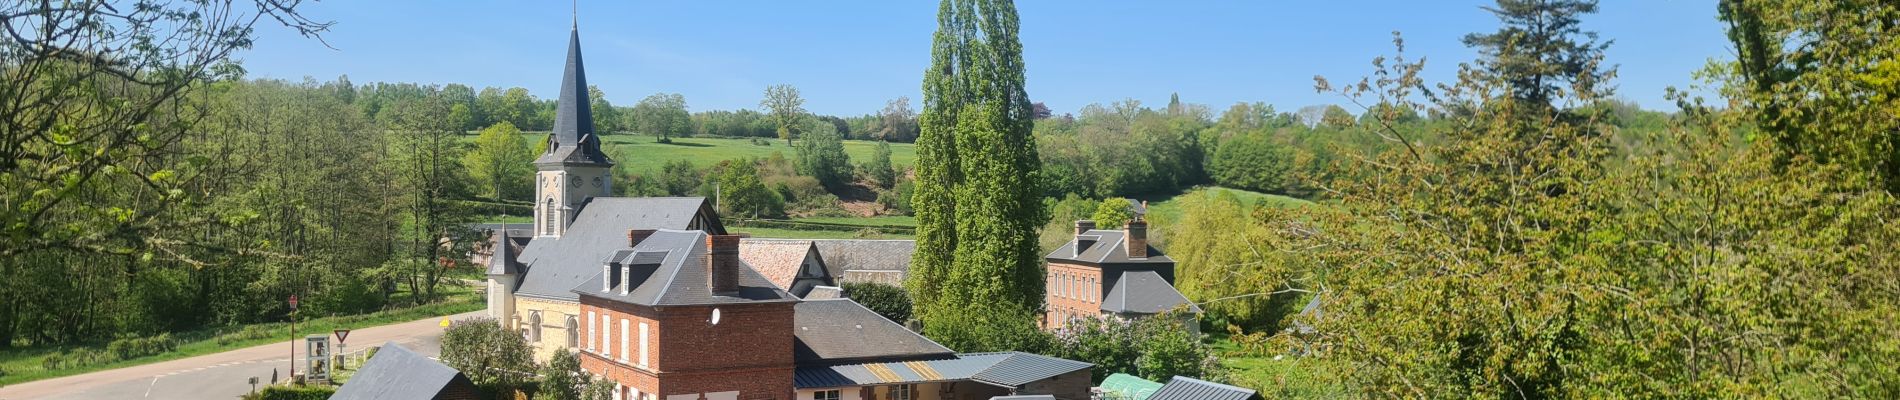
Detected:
left=812, top=239, right=915, bottom=281
left=572, top=230, right=798, bottom=306
left=534, top=28, right=612, bottom=167
left=1100, top=270, right=1201, bottom=315
left=793, top=299, right=953, bottom=364
left=804, top=285, right=844, bottom=300
left=331, top=342, right=476, bottom=400
left=793, top=351, right=1091, bottom=389
left=485, top=229, right=521, bottom=275
left=1046, top=229, right=1172, bottom=265
left=1149, top=376, right=1261, bottom=400
left=512, top=197, right=715, bottom=301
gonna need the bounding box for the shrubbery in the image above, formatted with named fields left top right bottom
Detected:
left=40, top=334, right=182, bottom=370
left=240, top=385, right=335, bottom=400
left=840, top=282, right=912, bottom=324
left=1051, top=313, right=1224, bottom=383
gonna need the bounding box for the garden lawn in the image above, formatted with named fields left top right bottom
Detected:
left=0, top=284, right=483, bottom=386
left=1207, top=335, right=1348, bottom=398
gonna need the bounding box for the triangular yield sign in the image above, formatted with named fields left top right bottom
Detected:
left=333, top=329, right=351, bottom=344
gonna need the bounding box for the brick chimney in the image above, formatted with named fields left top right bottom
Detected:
left=1125, top=219, right=1148, bottom=259
left=706, top=234, right=742, bottom=295
left=628, top=229, right=656, bottom=247
left=1074, top=220, right=1096, bottom=236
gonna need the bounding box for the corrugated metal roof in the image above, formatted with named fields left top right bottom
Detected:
left=794, top=351, right=1091, bottom=389
left=1148, top=376, right=1260, bottom=400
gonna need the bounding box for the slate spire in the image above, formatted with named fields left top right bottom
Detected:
left=535, top=26, right=613, bottom=166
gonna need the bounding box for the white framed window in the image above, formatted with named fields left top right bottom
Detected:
left=889, top=384, right=913, bottom=400
left=619, top=318, right=630, bottom=362
left=586, top=311, right=596, bottom=351
left=813, top=390, right=841, bottom=400
left=600, top=314, right=611, bottom=355
left=637, top=322, right=650, bottom=368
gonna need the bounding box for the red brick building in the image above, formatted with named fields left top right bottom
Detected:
left=1043, top=215, right=1201, bottom=331
left=572, top=229, right=1095, bottom=400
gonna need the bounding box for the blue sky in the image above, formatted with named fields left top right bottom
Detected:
left=239, top=1, right=1730, bottom=116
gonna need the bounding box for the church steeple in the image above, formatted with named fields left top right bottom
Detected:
left=533, top=26, right=614, bottom=238
left=535, top=26, right=613, bottom=167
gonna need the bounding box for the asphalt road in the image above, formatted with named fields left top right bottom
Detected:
left=0, top=311, right=486, bottom=400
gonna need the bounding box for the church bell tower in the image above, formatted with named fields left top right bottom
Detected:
left=533, top=26, right=614, bottom=238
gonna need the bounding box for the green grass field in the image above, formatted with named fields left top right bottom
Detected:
left=729, top=226, right=912, bottom=240
left=791, top=215, right=917, bottom=227
left=0, top=284, right=482, bottom=386
left=495, top=133, right=918, bottom=173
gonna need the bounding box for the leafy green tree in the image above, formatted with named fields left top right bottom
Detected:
left=795, top=117, right=853, bottom=189
left=1461, top=0, right=1613, bottom=108
left=1090, top=198, right=1133, bottom=229
left=440, top=318, right=535, bottom=394
left=497, top=87, right=541, bottom=130
left=464, top=122, right=534, bottom=200
left=1719, top=0, right=1900, bottom=193
left=868, top=141, right=898, bottom=189
left=633, top=92, right=690, bottom=142
left=658, top=160, right=704, bottom=196
left=709, top=159, right=785, bottom=218
left=912, top=0, right=1047, bottom=352
left=760, top=84, right=807, bottom=145
left=1208, top=132, right=1297, bottom=194
left=381, top=92, right=477, bottom=301
left=588, top=85, right=622, bottom=134
left=539, top=349, right=590, bottom=400
left=877, top=97, right=920, bottom=142
left=841, top=282, right=913, bottom=323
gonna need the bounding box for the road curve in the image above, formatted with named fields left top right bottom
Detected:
left=0, top=311, right=485, bottom=400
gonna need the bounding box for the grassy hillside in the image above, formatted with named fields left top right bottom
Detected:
left=498, top=133, right=918, bottom=173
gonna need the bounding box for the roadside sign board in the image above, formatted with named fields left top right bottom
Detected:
left=288, top=294, right=299, bottom=310
left=333, top=329, right=351, bottom=344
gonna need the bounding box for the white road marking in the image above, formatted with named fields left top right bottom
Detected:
left=144, top=376, right=158, bottom=397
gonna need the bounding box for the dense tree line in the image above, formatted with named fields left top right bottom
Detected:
left=1159, top=0, right=1900, bottom=397
left=0, top=0, right=485, bottom=347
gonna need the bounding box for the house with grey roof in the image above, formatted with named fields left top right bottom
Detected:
left=567, top=229, right=1093, bottom=400
left=1147, top=376, right=1261, bottom=400
left=330, top=342, right=480, bottom=400
left=1043, top=215, right=1201, bottom=332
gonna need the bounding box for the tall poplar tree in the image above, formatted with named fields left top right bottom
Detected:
left=911, top=0, right=1046, bottom=351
